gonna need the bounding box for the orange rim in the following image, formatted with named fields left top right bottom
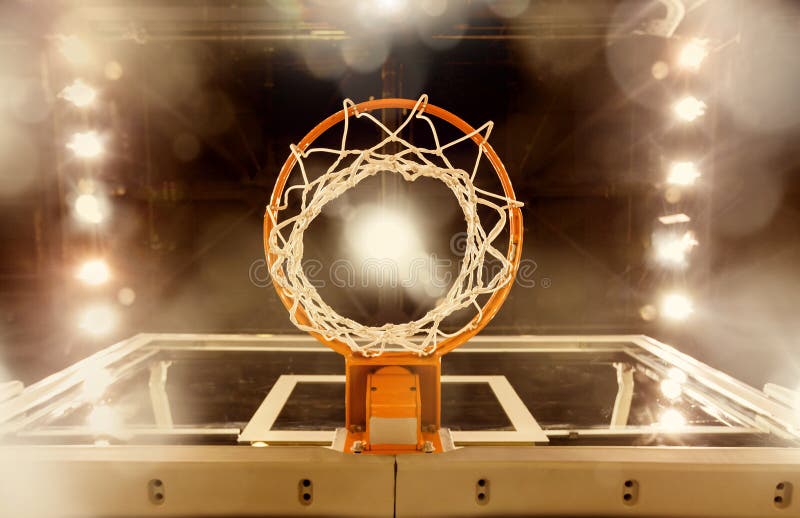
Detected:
left=263, top=98, right=524, bottom=358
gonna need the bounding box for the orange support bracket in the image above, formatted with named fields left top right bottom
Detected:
left=343, top=352, right=443, bottom=454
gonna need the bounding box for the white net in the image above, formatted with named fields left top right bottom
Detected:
left=267, top=95, right=523, bottom=357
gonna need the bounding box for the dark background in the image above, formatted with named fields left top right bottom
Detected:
left=0, top=0, right=798, bottom=389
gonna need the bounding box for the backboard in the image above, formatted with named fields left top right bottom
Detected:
left=2, top=333, right=799, bottom=516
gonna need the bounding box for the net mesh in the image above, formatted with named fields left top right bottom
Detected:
left=267, top=95, right=522, bottom=356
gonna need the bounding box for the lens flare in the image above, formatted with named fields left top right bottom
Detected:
left=117, top=287, right=136, bottom=306
left=104, top=60, right=123, bottom=80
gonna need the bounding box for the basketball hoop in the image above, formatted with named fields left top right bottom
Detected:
left=264, top=95, right=523, bottom=357
left=263, top=96, right=523, bottom=453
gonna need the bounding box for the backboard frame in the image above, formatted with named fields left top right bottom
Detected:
left=2, top=333, right=798, bottom=442
left=2, top=333, right=799, bottom=516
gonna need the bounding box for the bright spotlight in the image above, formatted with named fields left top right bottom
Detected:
left=654, top=231, right=698, bottom=267
left=657, top=408, right=687, bottom=430
left=658, top=213, right=691, bottom=225
left=346, top=205, right=428, bottom=287
left=58, top=79, right=97, bottom=108
left=76, top=259, right=111, bottom=286
left=660, top=378, right=683, bottom=400
left=82, top=367, right=113, bottom=401
left=349, top=206, right=423, bottom=262
left=67, top=131, right=103, bottom=158
left=667, top=161, right=700, bottom=186
left=677, top=38, right=708, bottom=71
left=78, top=304, right=117, bottom=336
left=57, top=35, right=91, bottom=65
left=74, top=193, right=105, bottom=224
left=673, top=96, right=706, bottom=122
left=660, top=292, right=694, bottom=320
left=87, top=404, right=120, bottom=433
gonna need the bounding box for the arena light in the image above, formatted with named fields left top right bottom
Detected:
left=58, top=79, right=97, bottom=108
left=76, top=259, right=111, bottom=286
left=78, top=304, right=117, bottom=336
left=654, top=231, right=698, bottom=266
left=677, top=38, right=708, bottom=71
left=346, top=205, right=428, bottom=286
left=667, top=161, right=700, bottom=186
left=74, top=193, right=105, bottom=224
left=673, top=96, right=706, bottom=122
left=82, top=367, right=113, bottom=401
left=657, top=408, right=687, bottom=430
left=658, top=213, right=691, bottom=225
left=660, top=292, right=694, bottom=320
left=348, top=206, right=423, bottom=262
left=67, top=131, right=103, bottom=158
